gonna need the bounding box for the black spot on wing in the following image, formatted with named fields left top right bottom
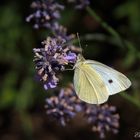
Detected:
left=108, top=79, right=113, bottom=84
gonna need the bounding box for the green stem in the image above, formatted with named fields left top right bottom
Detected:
left=86, top=6, right=126, bottom=49
left=120, top=93, right=140, bottom=109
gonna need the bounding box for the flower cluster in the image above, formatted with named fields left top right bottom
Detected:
left=26, top=0, right=90, bottom=38
left=85, top=104, right=120, bottom=138
left=26, top=0, right=64, bottom=29
left=67, top=0, right=90, bottom=9
left=45, top=84, right=83, bottom=126
left=45, top=84, right=120, bottom=138
left=33, top=37, right=77, bottom=90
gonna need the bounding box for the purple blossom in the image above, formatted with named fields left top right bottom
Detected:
left=64, top=52, right=77, bottom=62
left=26, top=0, right=64, bottom=29
left=44, top=80, right=57, bottom=90
left=33, top=37, right=77, bottom=90
left=85, top=104, right=120, bottom=139
left=45, top=84, right=83, bottom=126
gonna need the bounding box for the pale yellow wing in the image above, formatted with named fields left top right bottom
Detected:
left=74, top=64, right=109, bottom=104
left=85, top=60, right=131, bottom=95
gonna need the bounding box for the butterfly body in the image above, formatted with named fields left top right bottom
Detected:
left=73, top=54, right=131, bottom=104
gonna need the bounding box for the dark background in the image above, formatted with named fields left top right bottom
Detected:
left=0, top=0, right=140, bottom=140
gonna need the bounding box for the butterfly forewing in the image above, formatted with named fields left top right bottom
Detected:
left=74, top=63, right=109, bottom=104
left=85, top=60, right=131, bottom=95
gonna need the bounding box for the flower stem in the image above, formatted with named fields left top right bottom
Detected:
left=86, top=6, right=126, bottom=49
left=120, top=93, right=140, bottom=109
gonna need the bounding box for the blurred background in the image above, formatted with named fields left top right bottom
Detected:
left=0, top=0, right=140, bottom=140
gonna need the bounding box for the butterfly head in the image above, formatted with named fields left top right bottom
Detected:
left=74, top=54, right=85, bottom=67
left=77, top=54, right=85, bottom=61
left=73, top=54, right=85, bottom=68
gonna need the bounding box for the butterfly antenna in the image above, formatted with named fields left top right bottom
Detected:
left=77, top=33, right=83, bottom=54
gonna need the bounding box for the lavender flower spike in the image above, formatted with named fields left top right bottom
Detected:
left=33, top=37, right=77, bottom=90
left=85, top=104, right=120, bottom=139
left=26, top=0, right=64, bottom=29
left=45, top=84, right=82, bottom=126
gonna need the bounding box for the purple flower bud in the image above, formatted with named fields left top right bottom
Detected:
left=44, top=81, right=57, bottom=90
left=64, top=52, right=77, bottom=63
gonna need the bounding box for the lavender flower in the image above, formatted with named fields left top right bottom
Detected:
left=26, top=0, right=64, bottom=29
left=52, top=23, right=75, bottom=41
left=85, top=104, right=120, bottom=139
left=68, top=0, right=90, bottom=9
left=45, top=84, right=83, bottom=126
left=33, top=37, right=77, bottom=90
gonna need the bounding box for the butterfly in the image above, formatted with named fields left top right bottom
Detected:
left=73, top=54, right=131, bottom=104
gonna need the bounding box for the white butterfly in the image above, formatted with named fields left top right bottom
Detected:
left=73, top=54, right=131, bottom=104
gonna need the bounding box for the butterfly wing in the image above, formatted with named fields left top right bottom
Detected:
left=74, top=64, right=109, bottom=104
left=85, top=60, right=131, bottom=95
